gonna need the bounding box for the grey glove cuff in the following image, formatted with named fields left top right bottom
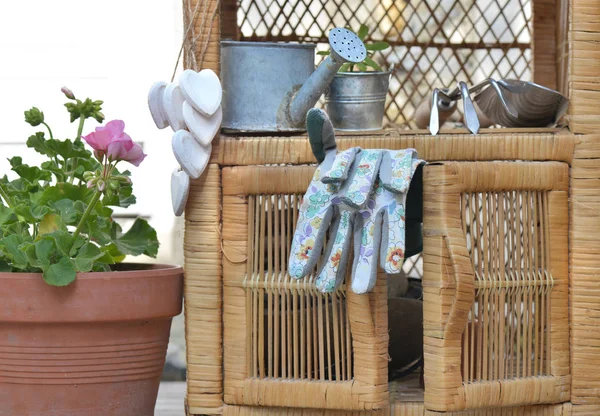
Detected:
left=307, top=108, right=336, bottom=163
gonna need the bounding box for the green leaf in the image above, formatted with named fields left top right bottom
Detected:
left=50, top=199, right=80, bottom=224
left=9, top=157, right=22, bottom=168
left=0, top=234, right=29, bottom=269
left=43, top=256, right=76, bottom=286
left=92, top=263, right=111, bottom=272
left=366, top=41, right=390, bottom=51
left=339, top=63, right=353, bottom=73
left=37, top=183, right=93, bottom=206
left=102, top=184, right=136, bottom=208
left=34, top=238, right=56, bottom=266
left=39, top=213, right=66, bottom=235
left=47, top=139, right=91, bottom=160
left=26, top=132, right=56, bottom=158
left=356, top=62, right=368, bottom=71
left=41, top=160, right=67, bottom=182
left=0, top=261, right=12, bottom=272
left=317, top=51, right=330, bottom=56
left=13, top=204, right=51, bottom=223
left=12, top=164, right=52, bottom=184
left=59, top=231, right=84, bottom=257
left=0, top=206, right=17, bottom=226
left=114, top=218, right=159, bottom=258
left=75, top=242, right=111, bottom=272
left=364, top=56, right=383, bottom=71
left=2, top=222, right=31, bottom=239
left=357, top=24, right=369, bottom=40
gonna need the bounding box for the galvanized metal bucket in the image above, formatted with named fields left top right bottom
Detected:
left=325, top=71, right=391, bottom=131
left=220, top=41, right=316, bottom=132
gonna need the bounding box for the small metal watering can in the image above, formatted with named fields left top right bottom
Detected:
left=220, top=28, right=367, bottom=132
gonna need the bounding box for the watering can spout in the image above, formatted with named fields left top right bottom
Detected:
left=288, top=28, right=367, bottom=127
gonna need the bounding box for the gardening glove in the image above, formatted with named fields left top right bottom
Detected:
left=288, top=109, right=361, bottom=280
left=350, top=150, right=424, bottom=294
left=314, top=148, right=423, bottom=294
left=313, top=149, right=385, bottom=292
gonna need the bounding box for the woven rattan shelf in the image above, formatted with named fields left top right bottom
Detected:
left=180, top=0, right=600, bottom=414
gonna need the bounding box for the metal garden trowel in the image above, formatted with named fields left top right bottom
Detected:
left=414, top=78, right=568, bottom=135
left=473, top=79, right=569, bottom=128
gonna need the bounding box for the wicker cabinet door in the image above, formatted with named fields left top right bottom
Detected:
left=422, top=162, right=570, bottom=412
left=221, top=166, right=389, bottom=411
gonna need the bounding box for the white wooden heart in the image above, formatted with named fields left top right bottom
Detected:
left=163, top=83, right=187, bottom=132
left=182, top=101, right=222, bottom=147
left=148, top=81, right=169, bottom=129
left=179, top=69, right=222, bottom=117
left=172, top=130, right=211, bottom=180
left=171, top=168, right=190, bottom=217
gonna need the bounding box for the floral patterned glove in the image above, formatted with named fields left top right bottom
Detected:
left=288, top=147, right=360, bottom=280
left=288, top=109, right=362, bottom=281
left=314, top=149, right=424, bottom=294
left=351, top=150, right=424, bottom=294
left=289, top=110, right=425, bottom=295
left=312, top=149, right=384, bottom=292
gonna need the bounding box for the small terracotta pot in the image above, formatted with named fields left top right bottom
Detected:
left=0, top=263, right=183, bottom=416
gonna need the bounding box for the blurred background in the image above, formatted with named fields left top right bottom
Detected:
left=0, top=0, right=188, bottom=382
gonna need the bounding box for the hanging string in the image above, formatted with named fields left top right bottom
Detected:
left=171, top=0, right=221, bottom=82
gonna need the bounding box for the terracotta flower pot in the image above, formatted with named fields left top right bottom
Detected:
left=0, top=263, right=183, bottom=416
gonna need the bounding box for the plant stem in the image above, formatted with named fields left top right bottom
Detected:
left=42, top=122, right=54, bottom=140
left=75, top=116, right=85, bottom=143
left=69, top=117, right=86, bottom=183
left=0, top=183, right=14, bottom=208
left=70, top=191, right=101, bottom=250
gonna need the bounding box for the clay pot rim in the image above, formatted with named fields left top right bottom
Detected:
left=0, top=263, right=183, bottom=280
left=1, top=263, right=183, bottom=323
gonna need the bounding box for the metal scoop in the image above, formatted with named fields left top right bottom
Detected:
left=417, top=79, right=516, bottom=134
left=473, top=79, right=569, bottom=128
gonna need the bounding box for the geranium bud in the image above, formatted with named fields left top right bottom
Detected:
left=97, top=180, right=106, bottom=192
left=61, top=87, right=75, bottom=100
left=116, top=175, right=132, bottom=185
left=83, top=171, right=94, bottom=181
left=24, top=107, right=44, bottom=127
left=94, top=150, right=104, bottom=163
left=87, top=180, right=96, bottom=189
left=108, top=179, right=119, bottom=190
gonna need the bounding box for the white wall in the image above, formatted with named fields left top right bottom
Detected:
left=0, top=0, right=185, bottom=266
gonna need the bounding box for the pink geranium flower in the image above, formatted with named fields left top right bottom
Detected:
left=83, top=120, right=146, bottom=166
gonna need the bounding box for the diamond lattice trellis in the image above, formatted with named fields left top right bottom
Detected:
left=236, top=0, right=532, bottom=127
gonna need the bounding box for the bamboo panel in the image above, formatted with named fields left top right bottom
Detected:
left=423, top=163, right=570, bottom=413
left=222, top=404, right=383, bottom=415
left=220, top=0, right=238, bottom=40
left=533, top=0, right=558, bottom=90
left=220, top=403, right=568, bottom=415
left=212, top=130, right=574, bottom=166
left=557, top=0, right=570, bottom=96
left=182, top=0, right=221, bottom=74
left=570, top=134, right=600, bottom=405
left=221, top=166, right=389, bottom=411
left=184, top=165, right=223, bottom=415
left=568, top=0, right=600, bottom=133
left=570, top=405, right=600, bottom=415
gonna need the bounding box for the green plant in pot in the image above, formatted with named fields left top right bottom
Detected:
left=319, top=24, right=392, bottom=131
left=0, top=88, right=183, bottom=416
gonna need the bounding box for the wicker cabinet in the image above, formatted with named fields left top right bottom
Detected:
left=422, top=162, right=570, bottom=412
left=183, top=130, right=587, bottom=415
left=221, top=165, right=388, bottom=411
left=179, top=0, right=600, bottom=413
